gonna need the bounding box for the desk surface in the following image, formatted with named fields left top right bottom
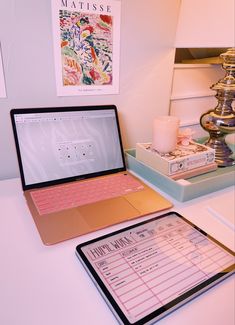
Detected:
left=0, top=177, right=234, bottom=325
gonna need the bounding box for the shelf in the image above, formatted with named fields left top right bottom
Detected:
left=170, top=92, right=214, bottom=100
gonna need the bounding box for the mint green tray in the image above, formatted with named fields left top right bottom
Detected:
left=125, top=149, right=235, bottom=202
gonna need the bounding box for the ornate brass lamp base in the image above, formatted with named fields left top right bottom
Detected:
left=202, top=132, right=235, bottom=167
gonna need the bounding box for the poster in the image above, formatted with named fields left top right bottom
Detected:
left=51, top=0, right=121, bottom=96
left=0, top=43, right=6, bottom=98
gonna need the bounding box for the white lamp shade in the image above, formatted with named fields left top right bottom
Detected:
left=175, top=0, right=235, bottom=48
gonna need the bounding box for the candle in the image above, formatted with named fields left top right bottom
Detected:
left=152, top=116, right=179, bottom=153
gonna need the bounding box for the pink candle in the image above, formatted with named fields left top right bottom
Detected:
left=152, top=116, right=179, bottom=153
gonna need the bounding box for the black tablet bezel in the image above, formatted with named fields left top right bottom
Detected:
left=76, top=211, right=235, bottom=325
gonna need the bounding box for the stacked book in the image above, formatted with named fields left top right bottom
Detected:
left=136, top=141, right=217, bottom=180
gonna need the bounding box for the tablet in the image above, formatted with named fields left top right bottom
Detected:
left=75, top=211, right=235, bottom=325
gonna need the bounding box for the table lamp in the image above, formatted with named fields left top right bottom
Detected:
left=200, top=48, right=235, bottom=166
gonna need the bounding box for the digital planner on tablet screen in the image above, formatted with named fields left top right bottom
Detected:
left=76, top=211, right=235, bottom=325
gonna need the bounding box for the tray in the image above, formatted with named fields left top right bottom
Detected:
left=125, top=149, right=235, bottom=202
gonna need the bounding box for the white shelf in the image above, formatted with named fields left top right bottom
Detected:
left=174, top=63, right=218, bottom=69
left=179, top=120, right=200, bottom=127
left=171, top=92, right=214, bottom=100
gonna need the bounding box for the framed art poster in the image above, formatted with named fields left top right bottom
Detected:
left=51, top=0, right=121, bottom=96
left=0, top=43, right=6, bottom=98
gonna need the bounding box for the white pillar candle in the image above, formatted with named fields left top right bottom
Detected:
left=152, top=116, right=179, bottom=153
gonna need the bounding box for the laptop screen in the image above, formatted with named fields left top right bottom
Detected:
left=11, top=106, right=126, bottom=190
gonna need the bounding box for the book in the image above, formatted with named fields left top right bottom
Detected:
left=170, top=162, right=217, bottom=180
left=136, top=141, right=216, bottom=178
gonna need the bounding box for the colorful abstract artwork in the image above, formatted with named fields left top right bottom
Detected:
left=60, top=11, right=113, bottom=86
left=51, top=1, right=121, bottom=96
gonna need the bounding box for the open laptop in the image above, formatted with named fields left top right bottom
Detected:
left=10, top=105, right=172, bottom=245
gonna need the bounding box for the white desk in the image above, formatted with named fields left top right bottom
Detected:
left=0, top=178, right=234, bottom=325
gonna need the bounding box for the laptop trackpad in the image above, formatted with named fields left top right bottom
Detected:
left=78, top=197, right=141, bottom=229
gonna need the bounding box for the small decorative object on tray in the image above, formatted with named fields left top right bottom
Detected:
left=136, top=140, right=217, bottom=180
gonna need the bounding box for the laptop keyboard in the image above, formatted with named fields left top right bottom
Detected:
left=30, top=173, right=144, bottom=215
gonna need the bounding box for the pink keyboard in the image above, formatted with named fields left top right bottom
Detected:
left=30, top=173, right=144, bottom=215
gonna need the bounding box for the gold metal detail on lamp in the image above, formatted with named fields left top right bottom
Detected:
left=200, top=48, right=235, bottom=167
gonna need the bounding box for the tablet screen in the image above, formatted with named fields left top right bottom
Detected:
left=76, top=211, right=235, bottom=325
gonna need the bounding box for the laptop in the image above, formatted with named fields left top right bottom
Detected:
left=10, top=105, right=172, bottom=245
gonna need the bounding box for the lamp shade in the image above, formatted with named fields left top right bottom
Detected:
left=175, top=0, right=235, bottom=48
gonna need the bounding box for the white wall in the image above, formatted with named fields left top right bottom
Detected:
left=0, top=0, right=180, bottom=180
left=175, top=0, right=235, bottom=48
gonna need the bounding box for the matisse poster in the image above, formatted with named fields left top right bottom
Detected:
left=51, top=0, right=121, bottom=96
